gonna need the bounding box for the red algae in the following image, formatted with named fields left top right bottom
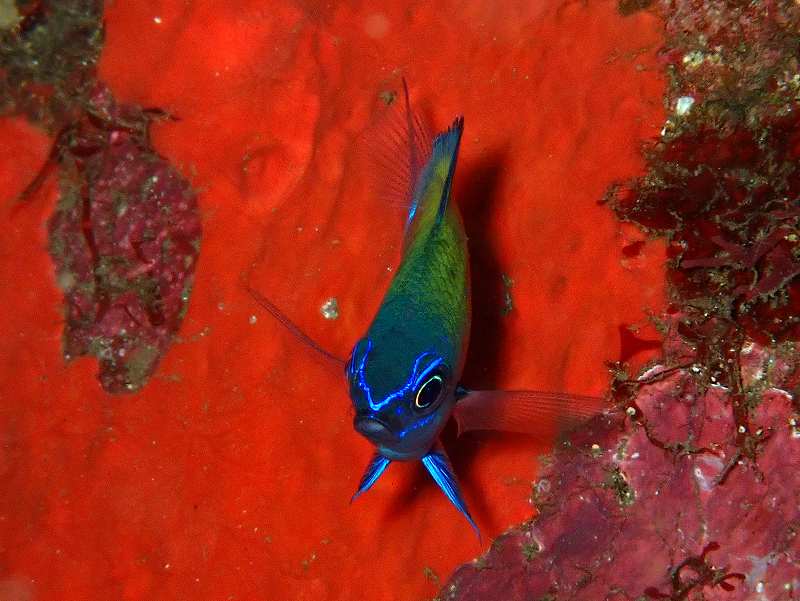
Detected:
left=47, top=83, right=201, bottom=393
left=0, top=1, right=665, bottom=600
left=442, top=1, right=800, bottom=599
left=442, top=325, right=800, bottom=601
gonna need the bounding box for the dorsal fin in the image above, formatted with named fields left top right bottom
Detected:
left=430, top=116, right=464, bottom=224
left=404, top=115, right=464, bottom=244
left=362, top=79, right=432, bottom=229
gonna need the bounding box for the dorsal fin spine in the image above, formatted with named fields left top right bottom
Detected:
left=402, top=78, right=428, bottom=228
left=432, top=116, right=464, bottom=225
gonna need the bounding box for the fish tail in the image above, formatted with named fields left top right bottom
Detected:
left=360, top=80, right=464, bottom=239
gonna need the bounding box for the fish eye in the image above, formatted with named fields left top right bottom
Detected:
left=414, top=373, right=444, bottom=410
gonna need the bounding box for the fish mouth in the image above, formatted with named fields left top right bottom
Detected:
left=353, top=415, right=398, bottom=445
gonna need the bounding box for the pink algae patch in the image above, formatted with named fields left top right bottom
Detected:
left=443, top=327, right=800, bottom=601
left=0, top=1, right=664, bottom=600
left=47, top=83, right=201, bottom=393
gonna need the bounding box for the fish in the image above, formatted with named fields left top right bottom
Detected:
left=345, top=86, right=475, bottom=528
left=248, top=80, right=602, bottom=537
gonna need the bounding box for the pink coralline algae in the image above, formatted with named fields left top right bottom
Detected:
left=47, top=84, right=201, bottom=392
left=442, top=325, right=800, bottom=601
left=441, top=1, right=800, bottom=599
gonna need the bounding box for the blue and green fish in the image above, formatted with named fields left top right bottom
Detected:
left=251, top=81, right=600, bottom=536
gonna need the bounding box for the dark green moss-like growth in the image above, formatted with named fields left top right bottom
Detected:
left=0, top=0, right=103, bottom=128
left=618, top=0, right=653, bottom=17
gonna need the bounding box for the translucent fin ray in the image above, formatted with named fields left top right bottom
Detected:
left=451, top=389, right=605, bottom=438
left=360, top=78, right=433, bottom=225
left=246, top=285, right=345, bottom=367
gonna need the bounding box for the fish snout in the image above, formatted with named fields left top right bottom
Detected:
left=353, top=416, right=398, bottom=445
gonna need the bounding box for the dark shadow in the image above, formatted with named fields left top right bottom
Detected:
left=450, top=148, right=513, bottom=533
left=459, top=147, right=510, bottom=389
left=380, top=421, right=541, bottom=539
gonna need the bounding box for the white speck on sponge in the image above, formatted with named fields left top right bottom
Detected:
left=320, top=297, right=339, bottom=320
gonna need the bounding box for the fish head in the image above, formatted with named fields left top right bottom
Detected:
left=346, top=337, right=477, bottom=535
left=346, top=336, right=457, bottom=461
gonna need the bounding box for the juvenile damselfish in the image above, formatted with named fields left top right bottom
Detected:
left=345, top=83, right=599, bottom=535
left=250, top=82, right=600, bottom=536
left=345, top=83, right=478, bottom=529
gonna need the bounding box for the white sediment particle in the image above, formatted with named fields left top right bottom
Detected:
left=320, top=297, right=339, bottom=320
left=747, top=555, right=771, bottom=600
left=789, top=417, right=800, bottom=438
left=682, top=50, right=706, bottom=68
left=248, top=315, right=257, bottom=325
left=675, top=96, right=695, bottom=115
left=693, top=457, right=723, bottom=492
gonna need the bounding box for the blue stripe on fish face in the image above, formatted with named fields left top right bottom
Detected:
left=347, top=337, right=453, bottom=457
left=348, top=337, right=444, bottom=412
left=394, top=411, right=437, bottom=440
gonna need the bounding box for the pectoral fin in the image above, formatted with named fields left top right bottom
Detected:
left=246, top=285, right=345, bottom=368
left=451, top=389, right=605, bottom=438
left=421, top=441, right=479, bottom=538
left=351, top=453, right=391, bottom=503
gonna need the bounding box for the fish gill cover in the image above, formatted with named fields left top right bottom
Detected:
left=1, top=0, right=201, bottom=393
left=441, top=1, right=800, bottom=600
